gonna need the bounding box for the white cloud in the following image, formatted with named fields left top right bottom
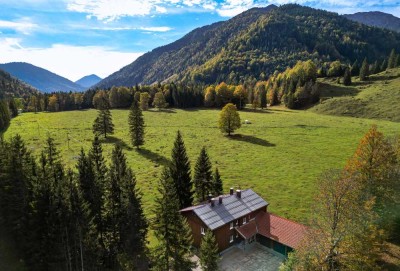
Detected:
left=140, top=26, right=172, bottom=32
left=0, top=18, right=38, bottom=34
left=89, top=26, right=172, bottom=32
left=0, top=38, right=143, bottom=81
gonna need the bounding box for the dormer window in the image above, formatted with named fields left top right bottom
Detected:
left=243, top=217, right=247, bottom=224
left=201, top=227, right=205, bottom=235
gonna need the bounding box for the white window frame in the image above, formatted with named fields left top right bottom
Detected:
left=230, top=234, right=234, bottom=243
left=201, top=227, right=205, bottom=235
left=243, top=217, right=247, bottom=224
left=230, top=222, right=233, bottom=229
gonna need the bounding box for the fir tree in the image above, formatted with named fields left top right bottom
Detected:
left=199, top=231, right=219, bottom=271
left=8, top=99, right=18, bottom=118
left=387, top=49, right=396, bottom=69
left=213, top=167, right=223, bottom=196
left=152, top=168, right=195, bottom=271
left=370, top=60, right=379, bottom=75
left=0, top=100, right=10, bottom=131
left=194, top=147, right=213, bottom=202
left=343, top=68, right=352, bottom=86
left=380, top=59, right=387, bottom=72
left=92, top=109, right=114, bottom=138
left=396, top=55, right=400, bottom=67
left=128, top=100, right=145, bottom=149
left=359, top=58, right=369, bottom=81
left=351, top=59, right=360, bottom=76
left=170, top=130, right=193, bottom=209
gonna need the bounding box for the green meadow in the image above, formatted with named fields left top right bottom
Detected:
left=4, top=107, right=400, bottom=225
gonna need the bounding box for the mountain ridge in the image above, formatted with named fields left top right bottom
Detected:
left=94, top=4, right=400, bottom=89
left=0, top=62, right=85, bottom=93
left=75, top=74, right=102, bottom=88
left=0, top=68, right=38, bottom=98
left=344, top=11, right=400, bottom=32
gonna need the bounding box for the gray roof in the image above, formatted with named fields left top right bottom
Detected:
left=188, top=189, right=268, bottom=230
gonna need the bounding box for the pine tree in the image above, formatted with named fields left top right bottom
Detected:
left=8, top=99, right=18, bottom=118
left=194, top=147, right=213, bottom=202
left=351, top=59, right=360, bottom=76
left=213, top=167, right=223, bottom=196
left=396, top=54, right=400, bottom=67
left=343, top=68, right=352, bottom=86
left=170, top=130, right=193, bottom=209
left=387, top=49, right=396, bottom=69
left=370, top=60, right=379, bottom=74
left=128, top=100, right=145, bottom=149
left=359, top=58, right=369, bottom=81
left=380, top=59, right=387, bottom=72
left=152, top=168, right=195, bottom=271
left=92, top=109, right=114, bottom=138
left=199, top=231, right=219, bottom=271
left=0, top=100, right=10, bottom=131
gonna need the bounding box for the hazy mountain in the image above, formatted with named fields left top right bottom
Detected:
left=0, top=68, right=38, bottom=99
left=0, top=62, right=85, bottom=93
left=75, top=74, right=102, bottom=88
left=344, top=11, right=400, bottom=32
left=94, top=4, right=400, bottom=89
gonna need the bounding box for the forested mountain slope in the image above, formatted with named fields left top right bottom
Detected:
left=311, top=67, right=400, bottom=122
left=0, top=62, right=85, bottom=93
left=344, top=11, right=400, bottom=32
left=95, top=4, right=400, bottom=88
left=0, top=68, right=38, bottom=98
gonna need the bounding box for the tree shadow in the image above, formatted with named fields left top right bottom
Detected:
left=319, top=82, right=359, bottom=97
left=102, top=136, right=133, bottom=151
left=137, top=148, right=170, bottom=166
left=228, top=134, right=276, bottom=147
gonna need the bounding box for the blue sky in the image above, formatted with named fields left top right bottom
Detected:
left=0, top=0, right=399, bottom=81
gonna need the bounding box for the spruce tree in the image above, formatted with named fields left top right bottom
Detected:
left=194, top=147, right=213, bottom=202
left=128, top=100, right=145, bottom=149
left=213, top=167, right=223, bottom=196
left=359, top=58, right=369, bottom=81
left=343, top=68, right=352, bottom=86
left=152, top=168, right=195, bottom=271
left=396, top=55, right=400, bottom=67
left=351, top=59, right=360, bottom=76
left=8, top=99, right=18, bottom=118
left=199, top=231, right=219, bottom=271
left=170, top=130, right=193, bottom=209
left=92, top=109, right=114, bottom=138
left=0, top=100, right=10, bottom=131
left=380, top=59, right=387, bottom=72
left=387, top=49, right=396, bottom=69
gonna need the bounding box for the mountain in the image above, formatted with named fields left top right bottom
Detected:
left=344, top=11, right=400, bottom=32
left=0, top=62, right=85, bottom=93
left=0, top=68, right=38, bottom=99
left=75, top=74, right=102, bottom=88
left=95, top=4, right=400, bottom=89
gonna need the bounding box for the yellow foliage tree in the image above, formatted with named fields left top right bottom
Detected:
left=218, top=103, right=241, bottom=136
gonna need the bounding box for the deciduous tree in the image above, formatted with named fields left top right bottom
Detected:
left=218, top=103, right=241, bottom=136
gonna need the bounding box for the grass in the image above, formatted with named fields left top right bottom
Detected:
left=311, top=67, right=400, bottom=122
left=4, top=107, right=400, bottom=225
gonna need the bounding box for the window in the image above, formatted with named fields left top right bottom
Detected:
left=230, top=222, right=233, bottom=229
left=201, top=227, right=205, bottom=235
left=235, top=220, right=239, bottom=226
left=243, top=217, right=247, bottom=224
left=230, top=234, right=234, bottom=243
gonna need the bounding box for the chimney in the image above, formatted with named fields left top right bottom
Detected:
left=219, top=196, right=223, bottom=204
left=236, top=189, right=241, bottom=198
left=211, top=198, right=215, bottom=207
left=230, top=188, right=234, bottom=195
left=207, top=194, right=212, bottom=203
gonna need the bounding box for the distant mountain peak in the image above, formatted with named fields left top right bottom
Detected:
left=75, top=74, right=102, bottom=88
left=344, top=11, right=400, bottom=32
left=0, top=62, right=85, bottom=93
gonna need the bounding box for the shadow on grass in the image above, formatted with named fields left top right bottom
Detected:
left=241, top=108, right=272, bottom=114
left=369, top=75, right=399, bottom=81
left=228, top=134, right=276, bottom=147
left=319, top=82, right=359, bottom=97
left=147, top=108, right=177, bottom=113
left=137, top=148, right=170, bottom=166
left=103, top=136, right=133, bottom=151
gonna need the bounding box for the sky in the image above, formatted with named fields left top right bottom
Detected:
left=0, top=0, right=399, bottom=81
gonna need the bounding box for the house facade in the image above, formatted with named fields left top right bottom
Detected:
left=180, top=188, right=306, bottom=256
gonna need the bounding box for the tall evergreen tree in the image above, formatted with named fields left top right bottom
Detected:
left=194, top=147, right=213, bottom=202
left=380, top=59, right=387, bottom=72
left=199, top=231, right=219, bottom=271
left=359, top=58, right=369, bottom=81
left=92, top=109, right=114, bottom=138
left=8, top=99, right=18, bottom=118
left=152, top=168, right=195, bottom=271
left=351, top=59, right=360, bottom=76
left=213, top=167, right=223, bottom=196
left=343, top=68, right=352, bottom=86
left=128, top=100, right=145, bottom=149
left=170, top=130, right=193, bottom=209
left=0, top=100, right=10, bottom=131
left=387, top=49, right=397, bottom=69
left=396, top=54, right=400, bottom=68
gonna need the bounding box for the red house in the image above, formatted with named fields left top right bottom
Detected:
left=180, top=188, right=306, bottom=256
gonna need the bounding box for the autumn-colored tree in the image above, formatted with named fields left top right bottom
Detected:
left=204, top=86, right=216, bottom=107
left=139, top=92, right=150, bottom=111
left=152, top=91, right=167, bottom=109
left=215, top=82, right=233, bottom=107
left=233, top=85, right=246, bottom=109
left=92, top=90, right=110, bottom=109
left=218, top=103, right=241, bottom=136
left=47, top=94, right=59, bottom=112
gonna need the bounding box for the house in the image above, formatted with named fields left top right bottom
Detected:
left=180, top=188, right=306, bottom=256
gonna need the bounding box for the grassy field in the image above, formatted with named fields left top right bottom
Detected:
left=312, top=67, right=400, bottom=121
left=4, top=107, right=400, bottom=224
